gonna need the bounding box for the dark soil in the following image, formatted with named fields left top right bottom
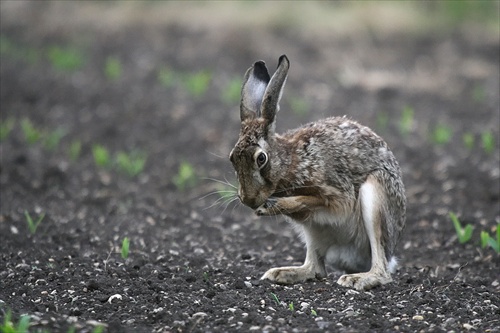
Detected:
left=1, top=2, right=499, bottom=332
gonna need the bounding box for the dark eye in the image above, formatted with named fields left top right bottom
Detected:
left=256, top=152, right=267, bottom=168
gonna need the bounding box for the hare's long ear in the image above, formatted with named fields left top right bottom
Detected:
left=240, top=61, right=270, bottom=122
left=261, top=55, right=289, bottom=132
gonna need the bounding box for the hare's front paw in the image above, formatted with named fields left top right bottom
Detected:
left=337, top=272, right=392, bottom=291
left=261, top=266, right=316, bottom=285
left=255, top=198, right=278, bottom=216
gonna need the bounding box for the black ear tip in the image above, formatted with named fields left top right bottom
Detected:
left=278, top=54, right=289, bottom=67
left=253, top=61, right=271, bottom=83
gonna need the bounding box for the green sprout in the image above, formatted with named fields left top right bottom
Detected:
left=1, top=309, right=30, bottom=333
left=20, top=118, right=42, bottom=144
left=92, top=325, right=105, bottom=333
left=121, top=237, right=130, bottom=259
left=431, top=124, right=453, bottom=145
left=222, top=77, right=243, bottom=105
left=158, top=67, right=176, bottom=88
left=24, top=210, right=45, bottom=235
left=463, top=133, right=475, bottom=150
left=480, top=230, right=490, bottom=249
left=289, top=96, right=309, bottom=116
left=270, top=293, right=280, bottom=306
left=43, top=128, right=66, bottom=151
left=399, top=106, right=414, bottom=136
left=481, top=131, right=495, bottom=154
left=203, top=271, right=210, bottom=283
left=491, top=226, right=500, bottom=253
left=115, top=151, right=147, bottom=177
left=69, top=140, right=82, bottom=161
left=47, top=45, right=84, bottom=72
left=288, top=302, right=294, bottom=311
left=92, top=144, right=111, bottom=168
left=480, top=226, right=499, bottom=253
left=105, top=56, right=122, bottom=81
left=0, top=118, right=15, bottom=141
left=183, top=70, right=211, bottom=98
left=311, top=308, right=318, bottom=317
left=449, top=212, right=473, bottom=244
left=173, top=161, right=197, bottom=191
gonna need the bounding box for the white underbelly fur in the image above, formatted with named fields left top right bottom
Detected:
left=288, top=208, right=372, bottom=273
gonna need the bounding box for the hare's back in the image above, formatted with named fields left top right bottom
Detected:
left=283, top=116, right=400, bottom=180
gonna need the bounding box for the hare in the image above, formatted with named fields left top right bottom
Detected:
left=229, top=55, right=406, bottom=291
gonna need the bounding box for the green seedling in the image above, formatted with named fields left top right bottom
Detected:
left=20, top=118, right=42, bottom=144
left=463, top=133, right=475, bottom=150
left=115, top=151, right=147, bottom=177
left=289, top=96, right=309, bottom=116
left=92, top=144, right=111, bottom=168
left=431, top=124, right=453, bottom=145
left=203, top=271, right=210, bottom=283
left=158, top=67, right=176, bottom=88
left=288, top=302, right=294, bottom=311
left=105, top=56, right=122, bottom=80
left=1, top=309, right=30, bottom=333
left=24, top=210, right=45, bottom=235
left=173, top=161, right=197, bottom=191
left=222, top=78, right=243, bottom=105
left=480, top=230, right=490, bottom=249
left=311, top=308, right=318, bottom=316
left=92, top=325, right=105, bottom=333
left=481, top=131, right=495, bottom=154
left=69, top=140, right=82, bottom=161
left=47, top=45, right=84, bottom=72
left=270, top=292, right=280, bottom=306
left=121, top=237, right=130, bottom=259
left=376, top=112, right=389, bottom=131
left=183, top=70, right=211, bottom=98
left=449, top=212, right=473, bottom=244
left=491, top=226, right=500, bottom=253
left=43, top=128, right=65, bottom=151
left=0, top=118, right=15, bottom=141
left=481, top=226, right=499, bottom=253
left=399, top=106, right=414, bottom=136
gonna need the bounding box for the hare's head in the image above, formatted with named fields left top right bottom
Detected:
left=229, top=55, right=289, bottom=209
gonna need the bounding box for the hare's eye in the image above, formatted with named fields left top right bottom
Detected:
left=256, top=152, right=267, bottom=168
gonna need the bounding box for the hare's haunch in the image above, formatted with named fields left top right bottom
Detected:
left=229, top=55, right=406, bottom=291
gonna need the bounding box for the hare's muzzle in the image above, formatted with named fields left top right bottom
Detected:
left=238, top=193, right=263, bottom=210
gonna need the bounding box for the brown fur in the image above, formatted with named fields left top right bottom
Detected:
left=230, top=55, right=406, bottom=290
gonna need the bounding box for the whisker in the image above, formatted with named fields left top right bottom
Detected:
left=204, top=197, right=229, bottom=210
left=203, top=177, right=238, bottom=189
left=198, top=189, right=235, bottom=201
left=221, top=196, right=241, bottom=215
left=206, top=150, right=228, bottom=159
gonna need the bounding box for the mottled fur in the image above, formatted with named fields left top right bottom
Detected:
left=229, top=55, right=406, bottom=290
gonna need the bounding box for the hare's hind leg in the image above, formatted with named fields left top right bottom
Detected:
left=337, top=175, right=392, bottom=290
left=261, top=225, right=327, bottom=284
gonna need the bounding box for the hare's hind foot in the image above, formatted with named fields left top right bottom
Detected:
left=261, top=266, right=325, bottom=285
left=337, top=271, right=392, bottom=291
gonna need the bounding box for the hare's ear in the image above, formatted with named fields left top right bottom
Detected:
left=261, top=55, right=289, bottom=132
left=240, top=61, right=270, bottom=122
